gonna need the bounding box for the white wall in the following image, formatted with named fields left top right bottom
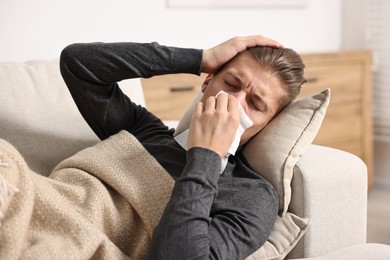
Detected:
left=341, top=0, right=367, bottom=49
left=342, top=0, right=390, bottom=183
left=0, top=0, right=341, bottom=62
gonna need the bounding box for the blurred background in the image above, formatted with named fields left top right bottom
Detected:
left=0, top=0, right=389, bottom=245
left=0, top=0, right=342, bottom=60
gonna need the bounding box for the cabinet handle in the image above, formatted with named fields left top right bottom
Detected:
left=169, top=86, right=194, bottom=92
left=306, top=77, right=318, bottom=83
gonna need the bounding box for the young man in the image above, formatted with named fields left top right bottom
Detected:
left=60, top=35, right=305, bottom=259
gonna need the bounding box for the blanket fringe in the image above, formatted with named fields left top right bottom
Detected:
left=0, top=154, right=20, bottom=222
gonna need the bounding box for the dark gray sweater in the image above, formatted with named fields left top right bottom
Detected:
left=59, top=41, right=278, bottom=260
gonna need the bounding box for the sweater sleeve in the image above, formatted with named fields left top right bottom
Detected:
left=149, top=147, right=221, bottom=260
left=59, top=42, right=202, bottom=140
left=148, top=148, right=278, bottom=260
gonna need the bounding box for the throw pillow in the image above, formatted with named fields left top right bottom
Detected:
left=246, top=212, right=310, bottom=260
left=243, top=89, right=330, bottom=215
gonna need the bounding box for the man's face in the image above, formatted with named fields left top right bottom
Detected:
left=200, top=51, right=286, bottom=144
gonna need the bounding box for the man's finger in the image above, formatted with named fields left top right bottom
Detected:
left=194, top=101, right=204, bottom=115
left=243, top=35, right=284, bottom=48
left=205, top=96, right=216, bottom=111
left=216, top=93, right=229, bottom=111
left=227, top=95, right=239, bottom=113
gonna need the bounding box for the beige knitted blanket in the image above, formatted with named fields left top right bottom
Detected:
left=0, top=130, right=174, bottom=260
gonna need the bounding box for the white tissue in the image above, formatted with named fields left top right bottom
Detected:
left=215, top=90, right=254, bottom=156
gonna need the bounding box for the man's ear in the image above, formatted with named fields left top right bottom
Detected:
left=201, top=74, right=214, bottom=93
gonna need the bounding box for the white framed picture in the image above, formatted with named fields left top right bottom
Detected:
left=167, top=0, right=309, bottom=8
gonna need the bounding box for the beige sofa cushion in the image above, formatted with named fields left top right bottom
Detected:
left=296, top=243, right=390, bottom=260
left=0, top=60, right=144, bottom=176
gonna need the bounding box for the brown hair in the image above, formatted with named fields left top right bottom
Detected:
left=246, top=47, right=306, bottom=110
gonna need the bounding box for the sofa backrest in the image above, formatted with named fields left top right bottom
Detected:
left=0, top=59, right=144, bottom=176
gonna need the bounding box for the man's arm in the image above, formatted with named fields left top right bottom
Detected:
left=59, top=41, right=202, bottom=140
left=149, top=147, right=222, bottom=259
left=149, top=147, right=279, bottom=260
left=59, top=35, right=281, bottom=141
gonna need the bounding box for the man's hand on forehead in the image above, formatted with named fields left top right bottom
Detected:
left=201, top=35, right=283, bottom=74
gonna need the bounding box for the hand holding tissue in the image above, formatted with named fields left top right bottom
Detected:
left=174, top=90, right=253, bottom=173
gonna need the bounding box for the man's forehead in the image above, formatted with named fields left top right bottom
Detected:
left=227, top=51, right=255, bottom=67
left=223, top=59, right=266, bottom=85
left=224, top=52, right=264, bottom=76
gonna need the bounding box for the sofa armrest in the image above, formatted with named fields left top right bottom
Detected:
left=287, top=145, right=368, bottom=259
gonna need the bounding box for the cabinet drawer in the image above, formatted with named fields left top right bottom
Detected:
left=318, top=140, right=363, bottom=158
left=314, top=101, right=362, bottom=144
left=141, top=74, right=207, bottom=120
left=299, top=62, right=363, bottom=104
left=298, top=61, right=365, bottom=159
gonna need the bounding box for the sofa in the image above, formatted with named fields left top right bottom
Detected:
left=1, top=59, right=390, bottom=259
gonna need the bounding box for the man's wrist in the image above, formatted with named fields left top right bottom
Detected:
left=183, top=147, right=221, bottom=183
left=171, top=47, right=203, bottom=75
left=201, top=49, right=214, bottom=74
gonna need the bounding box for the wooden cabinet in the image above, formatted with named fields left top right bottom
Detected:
left=300, top=51, right=373, bottom=189
left=141, top=74, right=207, bottom=120
left=141, top=50, right=373, bottom=189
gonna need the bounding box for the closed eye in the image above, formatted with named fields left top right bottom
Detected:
left=250, top=99, right=262, bottom=112
left=224, top=80, right=239, bottom=90
left=251, top=95, right=268, bottom=112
